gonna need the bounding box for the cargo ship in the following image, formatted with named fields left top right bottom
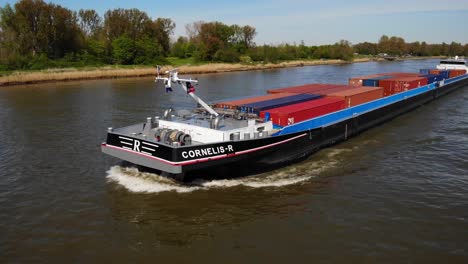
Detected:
left=101, top=58, right=468, bottom=181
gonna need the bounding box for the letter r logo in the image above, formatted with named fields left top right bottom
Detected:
left=133, top=140, right=141, bottom=152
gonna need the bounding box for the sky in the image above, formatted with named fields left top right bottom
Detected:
left=1, top=0, right=468, bottom=45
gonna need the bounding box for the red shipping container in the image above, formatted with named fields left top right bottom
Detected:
left=259, top=97, right=345, bottom=126
left=314, top=85, right=356, bottom=96
left=349, top=72, right=420, bottom=87
left=449, top=69, right=467, bottom=78
left=379, top=77, right=428, bottom=96
left=270, top=84, right=354, bottom=95
left=327, top=87, right=384, bottom=107
left=383, top=72, right=420, bottom=77
left=267, top=84, right=340, bottom=94
left=215, top=92, right=296, bottom=109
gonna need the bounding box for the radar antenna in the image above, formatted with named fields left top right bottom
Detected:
left=155, top=67, right=219, bottom=117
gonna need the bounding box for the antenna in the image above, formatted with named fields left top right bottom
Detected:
left=155, top=68, right=219, bottom=117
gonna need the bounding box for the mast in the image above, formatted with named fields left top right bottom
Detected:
left=155, top=68, right=219, bottom=117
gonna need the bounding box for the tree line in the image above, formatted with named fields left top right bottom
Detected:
left=1, top=0, right=468, bottom=71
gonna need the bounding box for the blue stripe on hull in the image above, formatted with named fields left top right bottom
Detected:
left=274, top=74, right=468, bottom=136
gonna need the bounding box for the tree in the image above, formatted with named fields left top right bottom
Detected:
left=378, top=35, right=406, bottom=55
left=152, top=18, right=175, bottom=56
left=13, top=0, right=51, bottom=56
left=78, top=9, right=102, bottom=38
left=420, top=41, right=429, bottom=56
left=0, top=4, right=17, bottom=64
left=332, top=40, right=354, bottom=61
left=241, top=25, right=256, bottom=49
left=112, top=35, right=136, bottom=64
left=378, top=35, right=390, bottom=54
left=185, top=21, right=255, bottom=61
left=4, top=0, right=82, bottom=58
left=448, top=41, right=463, bottom=56
left=230, top=24, right=256, bottom=52
left=103, top=8, right=152, bottom=41
left=134, top=37, right=163, bottom=64
left=171, top=36, right=195, bottom=58
left=354, top=42, right=378, bottom=55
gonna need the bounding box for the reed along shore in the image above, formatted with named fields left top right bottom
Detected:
left=0, top=57, right=439, bottom=87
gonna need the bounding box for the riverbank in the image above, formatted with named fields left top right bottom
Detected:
left=0, top=57, right=441, bottom=86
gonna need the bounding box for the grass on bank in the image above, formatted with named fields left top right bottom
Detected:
left=0, top=56, right=442, bottom=86
left=0, top=58, right=354, bottom=86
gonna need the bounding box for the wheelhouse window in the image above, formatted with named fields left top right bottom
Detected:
left=440, top=61, right=466, bottom=65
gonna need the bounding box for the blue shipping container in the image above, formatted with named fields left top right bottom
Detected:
left=240, top=93, right=322, bottom=113
left=419, top=69, right=432, bottom=75
left=419, top=74, right=443, bottom=84
left=362, top=76, right=394, bottom=87
left=437, top=70, right=450, bottom=79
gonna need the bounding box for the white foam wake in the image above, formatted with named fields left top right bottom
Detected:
left=106, top=146, right=353, bottom=193
left=106, top=166, right=202, bottom=193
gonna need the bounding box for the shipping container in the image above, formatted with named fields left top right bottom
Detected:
left=267, top=84, right=339, bottom=94
left=349, top=74, right=383, bottom=87
left=327, top=86, right=384, bottom=107
left=215, top=92, right=296, bottom=109
left=429, top=69, right=450, bottom=79
left=348, top=72, right=419, bottom=87
left=379, top=77, right=428, bottom=96
left=384, top=72, right=421, bottom=76
left=314, top=85, right=356, bottom=95
left=362, top=76, right=394, bottom=87
left=419, top=74, right=443, bottom=84
left=260, top=97, right=346, bottom=127
left=240, top=93, right=322, bottom=113
left=448, top=69, right=467, bottom=78
left=419, top=69, right=432, bottom=75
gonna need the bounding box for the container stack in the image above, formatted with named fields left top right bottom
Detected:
left=362, top=76, right=394, bottom=87
left=240, top=93, right=322, bottom=114
left=259, top=97, right=346, bottom=126
left=419, top=74, right=444, bottom=84
left=429, top=69, right=450, bottom=79
left=215, top=67, right=465, bottom=128
left=349, top=74, right=385, bottom=87
left=419, top=69, right=432, bottom=75
left=418, top=68, right=467, bottom=82
left=448, top=69, right=467, bottom=78
left=379, top=77, right=428, bottom=96
left=349, top=72, right=419, bottom=87
left=266, top=84, right=342, bottom=94
left=214, top=92, right=297, bottom=109
left=327, top=86, right=384, bottom=107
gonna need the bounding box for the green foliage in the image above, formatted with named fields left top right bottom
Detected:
left=166, top=57, right=197, bottom=66
left=134, top=37, right=163, bottom=64
left=1, top=1, right=466, bottom=72
left=87, top=39, right=108, bottom=63
left=354, top=42, right=378, bottom=55
left=171, top=36, right=195, bottom=58
left=28, top=53, right=50, bottom=70
left=239, top=55, right=252, bottom=64
left=153, top=18, right=175, bottom=56
left=112, top=35, right=136, bottom=64
left=261, top=45, right=280, bottom=63
left=214, top=48, right=240, bottom=62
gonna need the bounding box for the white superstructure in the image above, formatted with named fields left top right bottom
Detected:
left=437, top=56, right=468, bottom=71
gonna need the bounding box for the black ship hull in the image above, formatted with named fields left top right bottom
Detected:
left=102, top=76, right=468, bottom=181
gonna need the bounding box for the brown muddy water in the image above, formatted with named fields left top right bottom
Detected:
left=1, top=59, right=468, bottom=263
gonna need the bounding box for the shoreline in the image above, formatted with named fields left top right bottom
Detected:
left=0, top=57, right=442, bottom=87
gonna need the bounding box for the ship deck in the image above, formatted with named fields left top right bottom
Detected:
left=111, top=113, right=266, bottom=146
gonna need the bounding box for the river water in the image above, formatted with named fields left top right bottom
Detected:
left=1, top=59, right=468, bottom=263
